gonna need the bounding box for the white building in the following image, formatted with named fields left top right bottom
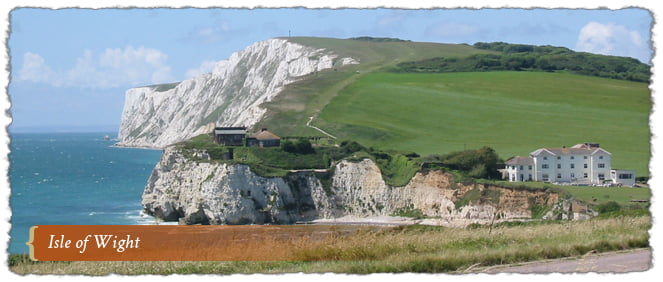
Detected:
left=505, top=143, right=635, bottom=186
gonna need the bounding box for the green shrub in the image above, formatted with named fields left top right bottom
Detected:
left=436, top=147, right=501, bottom=179
left=392, top=42, right=650, bottom=82
left=596, top=201, right=622, bottom=213
left=282, top=139, right=315, bottom=154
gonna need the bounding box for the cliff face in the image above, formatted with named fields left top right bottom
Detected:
left=117, top=38, right=359, bottom=148
left=142, top=148, right=560, bottom=225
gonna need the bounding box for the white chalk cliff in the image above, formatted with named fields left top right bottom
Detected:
left=142, top=147, right=564, bottom=225
left=117, top=38, right=359, bottom=148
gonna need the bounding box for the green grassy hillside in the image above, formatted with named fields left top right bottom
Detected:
left=255, top=37, right=650, bottom=177
left=316, top=71, right=650, bottom=176
left=256, top=37, right=496, bottom=136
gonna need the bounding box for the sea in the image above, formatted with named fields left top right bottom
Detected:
left=7, top=132, right=164, bottom=254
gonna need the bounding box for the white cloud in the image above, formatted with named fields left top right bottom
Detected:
left=576, top=22, right=650, bottom=63
left=18, top=52, right=57, bottom=84
left=17, top=46, right=175, bottom=88
left=185, top=60, right=218, bottom=79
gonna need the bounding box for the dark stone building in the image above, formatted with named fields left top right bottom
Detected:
left=214, top=127, right=247, bottom=146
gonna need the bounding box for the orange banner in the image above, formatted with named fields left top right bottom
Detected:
left=27, top=225, right=355, bottom=261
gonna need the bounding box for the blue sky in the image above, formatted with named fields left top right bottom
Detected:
left=6, top=6, right=654, bottom=132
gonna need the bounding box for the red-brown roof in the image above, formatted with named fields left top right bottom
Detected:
left=254, top=130, right=280, bottom=140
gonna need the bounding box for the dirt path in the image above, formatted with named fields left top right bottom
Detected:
left=472, top=248, right=652, bottom=273
left=306, top=115, right=337, bottom=139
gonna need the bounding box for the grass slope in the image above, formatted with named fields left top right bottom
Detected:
left=256, top=37, right=496, bottom=136
left=317, top=71, right=650, bottom=176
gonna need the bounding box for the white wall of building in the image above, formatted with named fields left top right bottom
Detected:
left=514, top=146, right=618, bottom=185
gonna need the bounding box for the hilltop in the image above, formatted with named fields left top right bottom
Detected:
left=117, top=36, right=650, bottom=176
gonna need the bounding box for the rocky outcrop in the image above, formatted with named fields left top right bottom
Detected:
left=117, top=38, right=359, bottom=148
left=142, top=148, right=561, bottom=226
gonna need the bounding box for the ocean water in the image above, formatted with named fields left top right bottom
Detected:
left=8, top=132, right=163, bottom=254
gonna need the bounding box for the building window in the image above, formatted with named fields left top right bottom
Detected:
left=557, top=164, right=561, bottom=169
left=542, top=174, right=549, bottom=182
left=543, top=157, right=548, bottom=160
left=557, top=156, right=561, bottom=160
left=542, top=164, right=549, bottom=169
left=571, top=156, right=575, bottom=160
left=528, top=174, right=532, bottom=181
left=570, top=164, right=575, bottom=169
left=520, top=165, right=524, bottom=170
left=619, top=173, right=633, bottom=179
left=599, top=156, right=604, bottom=159
left=598, top=163, right=605, bottom=168
left=571, top=173, right=575, bottom=178
left=598, top=173, right=605, bottom=181
left=584, top=163, right=588, bottom=169
left=584, top=156, right=588, bottom=159
left=557, top=173, right=562, bottom=179
left=584, top=173, right=588, bottom=178
left=528, top=165, right=532, bottom=170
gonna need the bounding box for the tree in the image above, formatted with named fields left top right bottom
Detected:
left=295, top=139, right=315, bottom=154
left=282, top=139, right=315, bottom=154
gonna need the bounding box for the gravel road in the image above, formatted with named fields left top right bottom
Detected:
left=475, top=248, right=652, bottom=273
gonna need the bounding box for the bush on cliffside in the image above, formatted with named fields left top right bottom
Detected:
left=432, top=147, right=501, bottom=179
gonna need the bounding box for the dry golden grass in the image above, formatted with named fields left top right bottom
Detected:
left=10, top=216, right=650, bottom=275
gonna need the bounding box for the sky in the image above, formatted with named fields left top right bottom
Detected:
left=4, top=4, right=655, bottom=132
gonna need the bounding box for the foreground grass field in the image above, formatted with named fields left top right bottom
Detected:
left=10, top=215, right=650, bottom=275
left=317, top=71, right=650, bottom=176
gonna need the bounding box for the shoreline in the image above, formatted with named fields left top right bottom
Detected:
left=309, top=215, right=421, bottom=226
left=141, top=215, right=530, bottom=228
left=308, top=215, right=534, bottom=228
left=112, top=143, right=165, bottom=151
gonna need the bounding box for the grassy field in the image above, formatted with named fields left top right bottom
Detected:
left=316, top=71, right=651, bottom=176
left=562, top=186, right=651, bottom=210
left=257, top=38, right=650, bottom=176
left=478, top=179, right=651, bottom=211
left=10, top=215, right=650, bottom=274
left=256, top=37, right=496, bottom=137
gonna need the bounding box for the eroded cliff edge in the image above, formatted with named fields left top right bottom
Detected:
left=117, top=38, right=359, bottom=148
left=142, top=147, right=563, bottom=226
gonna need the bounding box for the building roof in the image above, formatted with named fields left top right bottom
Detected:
left=254, top=129, right=280, bottom=140
left=505, top=156, right=534, bottom=166
left=215, top=127, right=247, bottom=135
left=530, top=143, right=611, bottom=157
